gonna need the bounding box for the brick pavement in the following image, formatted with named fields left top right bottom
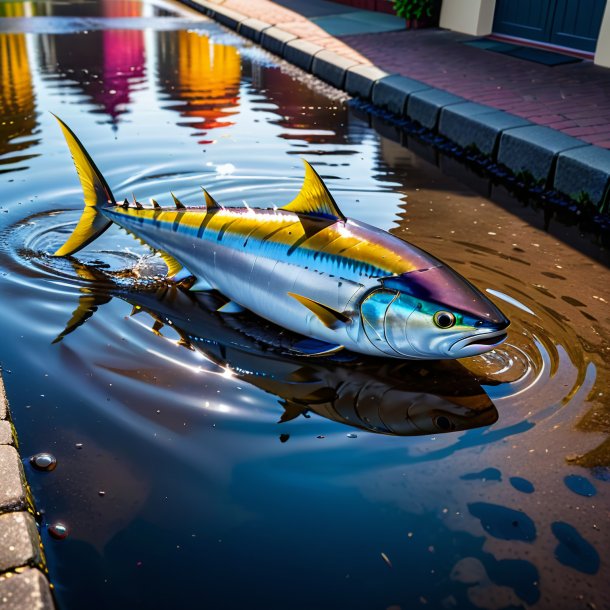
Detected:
left=213, top=0, right=610, bottom=149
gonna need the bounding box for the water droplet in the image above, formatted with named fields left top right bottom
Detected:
left=98, top=491, right=106, bottom=497
left=75, top=443, right=83, bottom=449
left=347, top=433, right=357, bottom=439
left=316, top=435, right=325, bottom=439
left=279, top=434, right=290, bottom=443
left=29, top=453, right=57, bottom=472
left=48, top=522, right=69, bottom=540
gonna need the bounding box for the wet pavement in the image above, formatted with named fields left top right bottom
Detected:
left=0, top=0, right=609, bottom=609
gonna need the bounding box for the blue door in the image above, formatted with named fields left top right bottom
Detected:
left=493, top=0, right=607, bottom=52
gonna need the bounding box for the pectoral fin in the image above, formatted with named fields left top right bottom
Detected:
left=288, top=292, right=350, bottom=330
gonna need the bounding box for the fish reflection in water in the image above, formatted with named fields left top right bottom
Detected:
left=57, top=262, right=498, bottom=437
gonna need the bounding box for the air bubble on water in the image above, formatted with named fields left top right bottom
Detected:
left=29, top=453, right=57, bottom=472
left=48, top=522, right=69, bottom=540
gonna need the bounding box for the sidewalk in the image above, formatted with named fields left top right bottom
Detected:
left=186, top=0, right=610, bottom=213
left=0, top=374, right=55, bottom=609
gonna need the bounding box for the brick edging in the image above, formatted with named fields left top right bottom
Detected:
left=0, top=374, right=56, bottom=610
left=184, top=0, right=610, bottom=213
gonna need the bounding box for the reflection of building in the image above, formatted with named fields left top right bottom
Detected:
left=157, top=31, right=241, bottom=142
left=0, top=5, right=38, bottom=170
left=250, top=66, right=349, bottom=145
left=37, top=0, right=145, bottom=125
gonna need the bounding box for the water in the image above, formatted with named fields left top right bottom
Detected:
left=1, top=1, right=609, bottom=608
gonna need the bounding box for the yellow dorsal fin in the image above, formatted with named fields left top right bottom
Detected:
left=157, top=250, right=183, bottom=278
left=201, top=187, right=221, bottom=212
left=281, top=160, right=346, bottom=221
left=51, top=114, right=115, bottom=208
left=171, top=192, right=185, bottom=210
left=288, top=292, right=350, bottom=330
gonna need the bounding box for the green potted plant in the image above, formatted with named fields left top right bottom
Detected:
left=393, top=0, right=439, bottom=29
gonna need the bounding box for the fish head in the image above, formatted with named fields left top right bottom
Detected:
left=360, top=266, right=509, bottom=359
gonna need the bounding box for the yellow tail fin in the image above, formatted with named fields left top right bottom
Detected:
left=52, top=115, right=115, bottom=256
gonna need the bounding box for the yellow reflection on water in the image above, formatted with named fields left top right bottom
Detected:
left=158, top=31, right=241, bottom=140
left=0, top=28, right=37, bottom=170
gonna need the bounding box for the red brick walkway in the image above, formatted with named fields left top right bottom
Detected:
left=341, top=29, right=610, bottom=148
left=211, top=0, right=610, bottom=149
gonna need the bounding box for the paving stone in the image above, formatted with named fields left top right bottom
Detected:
left=0, top=569, right=55, bottom=610
left=260, top=26, right=297, bottom=56
left=283, top=39, right=324, bottom=72
left=0, top=513, right=40, bottom=573
left=554, top=145, right=610, bottom=205
left=237, top=17, right=271, bottom=43
left=371, top=74, right=430, bottom=116
left=0, top=421, right=13, bottom=446
left=311, top=50, right=360, bottom=89
left=439, top=103, right=532, bottom=156
left=0, top=446, right=27, bottom=512
left=407, top=88, right=466, bottom=130
left=345, top=65, right=390, bottom=100
left=498, top=125, right=590, bottom=184
left=209, top=5, right=245, bottom=30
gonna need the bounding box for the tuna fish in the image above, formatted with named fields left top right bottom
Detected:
left=56, top=270, right=499, bottom=436
left=52, top=115, right=509, bottom=359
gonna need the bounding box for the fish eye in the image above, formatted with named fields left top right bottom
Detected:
left=434, top=415, right=455, bottom=431
left=433, top=311, right=456, bottom=329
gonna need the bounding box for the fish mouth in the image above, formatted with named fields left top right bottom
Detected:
left=451, top=329, right=508, bottom=353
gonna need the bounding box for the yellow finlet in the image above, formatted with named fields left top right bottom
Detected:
left=151, top=198, right=160, bottom=209
left=288, top=292, right=350, bottom=330
left=201, top=187, right=221, bottom=212
left=281, top=160, right=346, bottom=221
left=171, top=192, right=186, bottom=210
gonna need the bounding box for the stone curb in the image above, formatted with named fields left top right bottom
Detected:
left=311, top=50, right=360, bottom=89
left=0, top=374, right=55, bottom=609
left=181, top=0, right=610, bottom=208
left=237, top=18, right=272, bottom=43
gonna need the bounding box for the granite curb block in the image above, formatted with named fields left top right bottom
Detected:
left=345, top=65, right=390, bottom=99
left=237, top=17, right=272, bottom=43
left=179, top=0, right=610, bottom=209
left=0, top=374, right=56, bottom=609
left=0, top=446, right=27, bottom=513
left=372, top=74, right=431, bottom=115
left=207, top=4, right=245, bottom=29
left=498, top=125, right=590, bottom=185
left=0, top=569, right=55, bottom=610
left=554, top=146, right=610, bottom=205
left=0, top=420, right=13, bottom=445
left=0, top=513, right=41, bottom=573
left=439, top=103, right=533, bottom=156
left=283, top=39, right=324, bottom=72
left=311, top=50, right=360, bottom=89
left=406, top=88, right=466, bottom=130
left=260, top=26, right=297, bottom=56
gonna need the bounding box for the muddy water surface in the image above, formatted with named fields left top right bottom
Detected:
left=0, top=1, right=609, bottom=609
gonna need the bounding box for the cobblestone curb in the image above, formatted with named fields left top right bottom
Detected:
left=183, top=0, right=610, bottom=211
left=0, top=375, right=55, bottom=610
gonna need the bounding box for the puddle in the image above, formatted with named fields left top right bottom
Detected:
left=0, top=1, right=609, bottom=608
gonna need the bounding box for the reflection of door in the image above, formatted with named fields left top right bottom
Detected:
left=493, top=0, right=607, bottom=53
